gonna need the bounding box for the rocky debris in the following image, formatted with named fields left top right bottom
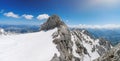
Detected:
left=52, top=24, right=74, bottom=61
left=94, top=43, right=120, bottom=61
left=50, top=54, right=60, bottom=61
left=99, top=38, right=111, bottom=50
left=96, top=38, right=112, bottom=56
left=51, top=20, right=79, bottom=61
left=96, top=45, right=106, bottom=56
left=71, top=29, right=112, bottom=61
left=72, top=30, right=89, bottom=55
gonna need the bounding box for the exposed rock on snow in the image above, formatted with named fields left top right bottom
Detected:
left=94, top=43, right=120, bottom=61
left=97, top=38, right=112, bottom=56
left=41, top=15, right=113, bottom=61
left=41, top=15, right=81, bottom=61
left=71, top=29, right=112, bottom=61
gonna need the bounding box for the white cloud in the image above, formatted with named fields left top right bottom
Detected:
left=22, top=14, right=34, bottom=20
left=37, top=14, right=49, bottom=20
left=69, top=24, right=120, bottom=29
left=4, top=12, right=19, bottom=18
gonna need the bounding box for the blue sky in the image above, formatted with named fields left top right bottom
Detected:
left=0, top=0, right=120, bottom=25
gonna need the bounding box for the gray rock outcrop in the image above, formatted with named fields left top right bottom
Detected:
left=40, top=15, right=65, bottom=31
left=94, top=43, right=120, bottom=61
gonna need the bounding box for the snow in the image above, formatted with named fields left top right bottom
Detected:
left=82, top=43, right=99, bottom=61
left=0, top=28, right=59, bottom=61
left=83, top=55, right=91, bottom=61
left=81, top=30, right=100, bottom=61
left=91, top=50, right=100, bottom=60
left=95, top=39, right=100, bottom=46
left=71, top=30, right=100, bottom=61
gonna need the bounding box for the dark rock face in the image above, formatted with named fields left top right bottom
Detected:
left=96, top=45, right=106, bottom=56
left=99, top=38, right=111, bottom=50
left=40, top=15, right=65, bottom=31
left=51, top=19, right=75, bottom=61
left=96, top=38, right=112, bottom=56
left=94, top=43, right=120, bottom=61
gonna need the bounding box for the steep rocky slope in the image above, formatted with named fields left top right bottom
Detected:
left=40, top=15, right=112, bottom=61
left=94, top=43, right=120, bottom=61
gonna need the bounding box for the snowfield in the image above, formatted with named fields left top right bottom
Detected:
left=0, top=28, right=59, bottom=61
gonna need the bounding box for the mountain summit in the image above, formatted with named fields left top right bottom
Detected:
left=40, top=15, right=66, bottom=31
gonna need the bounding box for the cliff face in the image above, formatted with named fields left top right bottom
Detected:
left=40, top=15, right=113, bottom=61
left=51, top=24, right=73, bottom=61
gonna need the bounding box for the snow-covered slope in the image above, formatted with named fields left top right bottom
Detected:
left=0, top=28, right=59, bottom=61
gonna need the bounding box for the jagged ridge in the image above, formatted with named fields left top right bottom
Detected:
left=41, top=15, right=113, bottom=61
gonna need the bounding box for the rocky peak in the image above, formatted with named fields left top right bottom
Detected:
left=40, top=15, right=113, bottom=61
left=50, top=15, right=73, bottom=61
left=40, top=15, right=66, bottom=31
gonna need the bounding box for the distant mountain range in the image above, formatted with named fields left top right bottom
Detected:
left=86, top=29, right=120, bottom=46
left=0, top=24, right=40, bottom=33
